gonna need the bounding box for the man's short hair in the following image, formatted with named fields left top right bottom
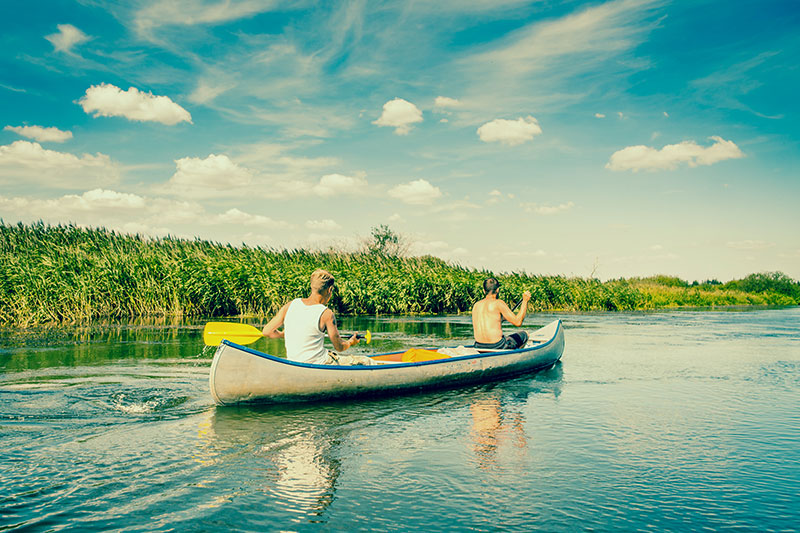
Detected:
left=483, top=277, right=500, bottom=295
left=310, top=269, right=335, bottom=293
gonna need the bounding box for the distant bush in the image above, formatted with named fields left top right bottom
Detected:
left=723, top=272, right=800, bottom=298
left=638, top=275, right=689, bottom=288
left=360, top=224, right=410, bottom=257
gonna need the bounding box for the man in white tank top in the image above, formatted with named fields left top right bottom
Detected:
left=261, top=269, right=374, bottom=365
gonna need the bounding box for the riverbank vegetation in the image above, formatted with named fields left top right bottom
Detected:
left=1, top=222, right=798, bottom=325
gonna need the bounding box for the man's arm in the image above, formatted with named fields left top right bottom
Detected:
left=499, top=291, right=531, bottom=327
left=320, top=309, right=359, bottom=352
left=261, top=303, right=289, bottom=339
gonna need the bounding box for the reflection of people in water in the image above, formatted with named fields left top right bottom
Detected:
left=469, top=398, right=527, bottom=470
left=468, top=366, right=563, bottom=470
left=271, top=436, right=341, bottom=517
left=196, top=408, right=342, bottom=518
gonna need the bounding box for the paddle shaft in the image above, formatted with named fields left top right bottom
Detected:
left=203, top=321, right=371, bottom=346
left=511, top=295, right=531, bottom=312
left=342, top=332, right=369, bottom=340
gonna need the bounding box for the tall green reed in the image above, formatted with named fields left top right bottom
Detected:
left=1, top=221, right=797, bottom=325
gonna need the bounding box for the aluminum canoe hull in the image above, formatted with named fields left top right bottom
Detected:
left=209, top=319, right=564, bottom=405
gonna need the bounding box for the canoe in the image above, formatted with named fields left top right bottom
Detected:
left=209, top=319, right=564, bottom=405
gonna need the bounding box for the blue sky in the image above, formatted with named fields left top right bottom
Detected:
left=1, top=0, right=798, bottom=281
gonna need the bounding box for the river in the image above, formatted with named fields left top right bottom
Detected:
left=1, top=308, right=798, bottom=531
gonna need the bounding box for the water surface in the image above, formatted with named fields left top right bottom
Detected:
left=1, top=308, right=798, bottom=531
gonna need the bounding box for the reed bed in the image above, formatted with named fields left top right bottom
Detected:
left=1, top=221, right=797, bottom=326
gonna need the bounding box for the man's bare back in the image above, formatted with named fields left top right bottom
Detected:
left=472, top=287, right=531, bottom=345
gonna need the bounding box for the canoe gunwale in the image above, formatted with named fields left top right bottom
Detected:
left=219, top=319, right=563, bottom=371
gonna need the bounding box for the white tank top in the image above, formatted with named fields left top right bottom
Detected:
left=283, top=298, right=328, bottom=363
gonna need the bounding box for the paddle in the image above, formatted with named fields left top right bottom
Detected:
left=202, top=322, right=372, bottom=346
left=511, top=291, right=533, bottom=311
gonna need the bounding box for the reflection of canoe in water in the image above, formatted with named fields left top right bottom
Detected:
left=209, top=320, right=564, bottom=405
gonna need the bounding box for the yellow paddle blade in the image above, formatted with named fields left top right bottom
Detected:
left=401, top=348, right=449, bottom=362
left=365, top=330, right=372, bottom=344
left=203, top=322, right=263, bottom=346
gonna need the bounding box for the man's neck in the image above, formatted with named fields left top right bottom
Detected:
left=304, top=292, right=325, bottom=305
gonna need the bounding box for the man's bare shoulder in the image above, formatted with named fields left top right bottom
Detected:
left=474, top=298, right=507, bottom=316
left=488, top=299, right=509, bottom=311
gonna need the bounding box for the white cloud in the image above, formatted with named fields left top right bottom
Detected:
left=690, top=52, right=784, bottom=119
left=4, top=125, right=73, bottom=143
left=134, top=0, right=276, bottom=39
left=0, top=141, right=118, bottom=188
left=305, top=219, right=341, bottom=231
left=434, top=96, right=461, bottom=111
left=522, top=201, right=575, bottom=215
left=0, top=189, right=296, bottom=239
left=0, top=189, right=193, bottom=233
left=212, top=208, right=290, bottom=228
left=423, top=205, right=477, bottom=223
left=45, top=24, right=89, bottom=54
left=410, top=1, right=533, bottom=13
left=313, top=173, right=367, bottom=196
left=188, top=80, right=236, bottom=104
left=1, top=83, right=26, bottom=93
left=726, top=240, right=775, bottom=250
left=233, top=142, right=341, bottom=181
left=66, top=188, right=146, bottom=210
left=388, top=179, right=442, bottom=205
left=412, top=240, right=450, bottom=256
left=471, top=0, right=659, bottom=71
left=79, top=83, right=192, bottom=125
left=0, top=141, right=103, bottom=169
left=163, top=154, right=252, bottom=196
left=373, top=98, right=423, bottom=135
left=159, top=149, right=356, bottom=200
left=477, top=116, right=542, bottom=146
left=778, top=249, right=800, bottom=259
left=388, top=213, right=405, bottom=223
left=504, top=249, right=547, bottom=257
left=0, top=189, right=143, bottom=215
left=606, top=136, right=744, bottom=172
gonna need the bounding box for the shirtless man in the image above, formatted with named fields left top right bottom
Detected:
left=261, top=269, right=374, bottom=365
left=472, top=277, right=531, bottom=350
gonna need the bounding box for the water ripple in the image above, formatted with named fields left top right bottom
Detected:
left=1, top=309, right=799, bottom=531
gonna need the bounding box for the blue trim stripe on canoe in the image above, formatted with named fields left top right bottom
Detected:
left=220, top=319, right=562, bottom=371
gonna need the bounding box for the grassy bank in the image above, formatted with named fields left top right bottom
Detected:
left=1, top=222, right=798, bottom=326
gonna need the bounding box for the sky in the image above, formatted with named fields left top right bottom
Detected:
left=1, top=0, right=798, bottom=282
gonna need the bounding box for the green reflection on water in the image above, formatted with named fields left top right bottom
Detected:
left=0, top=315, right=486, bottom=372
left=0, top=320, right=207, bottom=372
